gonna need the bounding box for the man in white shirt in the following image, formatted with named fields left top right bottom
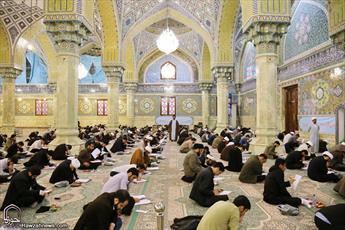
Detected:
left=29, top=137, right=47, bottom=153
left=101, top=168, right=139, bottom=194
left=110, top=163, right=146, bottom=178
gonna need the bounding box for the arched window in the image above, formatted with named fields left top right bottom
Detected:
left=160, top=62, right=176, bottom=80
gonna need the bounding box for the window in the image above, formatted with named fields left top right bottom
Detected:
left=97, top=99, right=108, bottom=116
left=160, top=96, right=176, bottom=116
left=160, top=61, right=176, bottom=80
left=35, top=99, right=48, bottom=116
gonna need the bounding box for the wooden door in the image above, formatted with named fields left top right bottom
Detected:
left=285, top=85, right=298, bottom=132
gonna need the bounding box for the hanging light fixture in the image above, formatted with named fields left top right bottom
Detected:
left=156, top=1, right=179, bottom=54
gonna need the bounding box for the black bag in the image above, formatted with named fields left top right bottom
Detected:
left=170, top=215, right=203, bottom=230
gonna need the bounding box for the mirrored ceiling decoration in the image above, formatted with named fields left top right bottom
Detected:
left=134, top=29, right=203, bottom=65
left=0, top=0, right=43, bottom=44
left=118, top=0, right=221, bottom=39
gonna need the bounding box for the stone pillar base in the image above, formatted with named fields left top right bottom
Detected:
left=49, top=129, right=83, bottom=154
left=0, top=126, right=15, bottom=135
left=251, top=128, right=277, bottom=154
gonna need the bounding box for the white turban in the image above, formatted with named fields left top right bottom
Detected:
left=71, top=158, right=81, bottom=169
left=322, top=151, right=333, bottom=160
left=145, top=146, right=152, bottom=153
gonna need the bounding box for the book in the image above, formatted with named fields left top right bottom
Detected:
left=291, top=175, right=302, bottom=191
left=147, top=167, right=159, bottom=171
left=132, top=195, right=146, bottom=200
left=76, top=178, right=91, bottom=183
left=133, top=179, right=147, bottom=184
left=90, top=160, right=102, bottom=164
left=91, top=148, right=101, bottom=159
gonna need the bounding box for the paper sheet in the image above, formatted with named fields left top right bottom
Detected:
left=292, top=175, right=302, bottom=191
left=147, top=167, right=159, bottom=171
left=133, top=195, right=146, bottom=200
left=136, top=209, right=148, bottom=214
left=134, top=199, right=151, bottom=206
left=76, top=178, right=91, bottom=183
left=219, top=190, right=232, bottom=196
left=91, top=148, right=101, bottom=159
left=213, top=177, right=224, bottom=182
left=133, top=179, right=147, bottom=184
left=90, top=160, right=102, bottom=164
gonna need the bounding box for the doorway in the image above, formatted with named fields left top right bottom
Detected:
left=284, top=85, right=298, bottom=132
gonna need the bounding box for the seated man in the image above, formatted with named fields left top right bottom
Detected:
left=78, top=142, right=101, bottom=170
left=329, top=144, right=345, bottom=171
left=24, top=149, right=53, bottom=169
left=0, top=157, right=19, bottom=183
left=197, top=195, right=251, bottom=230
left=264, top=158, right=310, bottom=208
left=189, top=162, right=229, bottom=207
left=29, top=136, right=47, bottom=153
left=180, top=137, right=196, bottom=153
left=182, top=143, right=204, bottom=183
left=226, top=143, right=244, bottom=172
left=296, top=141, right=314, bottom=159
left=220, top=142, right=235, bottom=161
left=0, top=166, right=49, bottom=210
left=264, top=141, right=280, bottom=159
left=49, top=158, right=80, bottom=184
left=217, top=136, right=229, bottom=153
left=74, top=190, right=131, bottom=230
left=110, top=136, right=127, bottom=153
left=6, top=141, right=25, bottom=158
left=130, top=146, right=151, bottom=166
left=51, top=144, right=72, bottom=160
left=284, top=133, right=300, bottom=154
left=211, top=135, right=223, bottom=149
left=285, top=150, right=307, bottom=169
left=110, top=163, right=146, bottom=177
left=101, top=168, right=138, bottom=193
left=314, top=204, right=345, bottom=229
left=308, top=151, right=340, bottom=183
left=239, top=153, right=267, bottom=184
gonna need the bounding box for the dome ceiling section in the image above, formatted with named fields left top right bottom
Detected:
left=145, top=18, right=191, bottom=35
left=134, top=29, right=203, bottom=65
left=0, top=0, right=44, bottom=45
left=119, top=0, right=221, bottom=39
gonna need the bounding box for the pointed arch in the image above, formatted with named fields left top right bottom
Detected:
left=0, top=22, right=12, bottom=65
left=217, top=0, right=239, bottom=64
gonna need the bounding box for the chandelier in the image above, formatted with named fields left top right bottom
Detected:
left=156, top=27, right=179, bottom=54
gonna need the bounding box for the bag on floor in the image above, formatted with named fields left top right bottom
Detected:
left=170, top=215, right=203, bottom=230
left=277, top=204, right=299, bottom=216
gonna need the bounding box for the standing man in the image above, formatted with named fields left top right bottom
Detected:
left=308, top=117, right=320, bottom=154
left=168, top=115, right=180, bottom=142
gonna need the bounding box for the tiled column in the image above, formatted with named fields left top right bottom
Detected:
left=198, top=82, right=213, bottom=127
left=103, top=65, right=124, bottom=131
left=124, top=83, right=137, bottom=126
left=212, top=66, right=232, bottom=132
left=0, top=67, right=21, bottom=134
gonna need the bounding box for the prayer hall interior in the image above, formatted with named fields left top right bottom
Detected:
left=0, top=0, right=345, bottom=229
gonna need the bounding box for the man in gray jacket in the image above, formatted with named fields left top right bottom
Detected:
left=182, top=143, right=204, bottom=183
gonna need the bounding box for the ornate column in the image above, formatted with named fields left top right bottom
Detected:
left=247, top=22, right=289, bottom=152
left=44, top=19, right=90, bottom=147
left=103, top=65, right=124, bottom=130
left=212, top=66, right=232, bottom=132
left=234, top=83, right=242, bottom=126
left=124, top=82, right=137, bottom=126
left=0, top=67, right=21, bottom=134
left=48, top=81, right=57, bottom=128
left=198, top=82, right=213, bottom=127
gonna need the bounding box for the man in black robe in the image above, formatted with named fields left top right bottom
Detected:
left=74, top=190, right=131, bottom=230
left=49, top=159, right=80, bottom=184
left=263, top=158, right=308, bottom=207
left=6, top=141, right=25, bottom=158
left=78, top=142, right=101, bottom=170
left=51, top=144, right=72, bottom=160
left=24, top=149, right=53, bottom=169
left=285, top=150, right=307, bottom=169
left=226, top=143, right=244, bottom=172
left=110, top=136, right=127, bottom=153
left=308, top=151, right=340, bottom=183
left=168, top=115, right=180, bottom=142
left=189, top=162, right=228, bottom=207
left=1, top=166, right=48, bottom=210
left=314, top=203, right=345, bottom=229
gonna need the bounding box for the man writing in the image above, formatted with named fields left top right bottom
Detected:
left=182, top=143, right=204, bottom=183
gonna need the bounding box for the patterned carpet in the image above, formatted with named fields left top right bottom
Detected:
left=0, top=140, right=344, bottom=229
